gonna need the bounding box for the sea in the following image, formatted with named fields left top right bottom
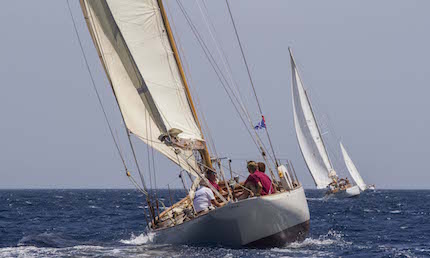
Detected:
left=0, top=189, right=429, bottom=257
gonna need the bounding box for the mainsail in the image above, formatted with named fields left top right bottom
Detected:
left=340, top=142, right=366, bottom=191
left=80, top=0, right=208, bottom=177
left=289, top=48, right=334, bottom=189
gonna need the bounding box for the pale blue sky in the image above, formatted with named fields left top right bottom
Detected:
left=1, top=0, right=429, bottom=189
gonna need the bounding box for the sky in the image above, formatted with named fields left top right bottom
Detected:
left=0, top=0, right=429, bottom=189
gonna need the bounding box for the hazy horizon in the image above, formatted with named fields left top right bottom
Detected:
left=1, top=0, right=430, bottom=190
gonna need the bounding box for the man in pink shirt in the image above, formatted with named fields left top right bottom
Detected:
left=206, top=169, right=221, bottom=192
left=237, top=161, right=273, bottom=200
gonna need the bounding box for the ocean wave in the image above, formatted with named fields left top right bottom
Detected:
left=17, top=232, right=76, bottom=248
left=120, top=232, right=155, bottom=245
left=389, top=210, right=401, bottom=214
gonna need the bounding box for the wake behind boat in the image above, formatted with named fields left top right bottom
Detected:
left=289, top=48, right=359, bottom=198
left=77, top=0, right=310, bottom=247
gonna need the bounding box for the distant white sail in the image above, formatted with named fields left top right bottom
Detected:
left=80, top=0, right=204, bottom=176
left=290, top=49, right=333, bottom=189
left=340, top=142, right=366, bottom=191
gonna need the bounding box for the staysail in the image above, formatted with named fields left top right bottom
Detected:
left=289, top=48, right=334, bottom=188
left=80, top=0, right=207, bottom=177
left=340, top=142, right=366, bottom=191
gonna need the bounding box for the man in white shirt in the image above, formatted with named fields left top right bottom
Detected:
left=193, top=183, right=225, bottom=214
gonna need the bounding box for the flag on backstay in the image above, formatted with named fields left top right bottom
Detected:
left=254, top=116, right=266, bottom=130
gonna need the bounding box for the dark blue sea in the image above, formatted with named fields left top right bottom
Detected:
left=0, top=189, right=429, bottom=257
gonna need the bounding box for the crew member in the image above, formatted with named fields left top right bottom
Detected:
left=237, top=161, right=273, bottom=200
left=193, top=182, right=225, bottom=214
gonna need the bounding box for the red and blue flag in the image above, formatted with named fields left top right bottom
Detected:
left=254, top=116, right=266, bottom=130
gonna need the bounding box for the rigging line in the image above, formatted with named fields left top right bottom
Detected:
left=66, top=0, right=128, bottom=172
left=197, top=0, right=277, bottom=170
left=126, top=173, right=150, bottom=226
left=199, top=0, right=255, bottom=129
left=219, top=163, right=248, bottom=178
left=68, top=1, right=152, bottom=227
left=175, top=1, right=273, bottom=163
left=149, top=111, right=158, bottom=193
left=145, top=109, right=154, bottom=192
left=196, top=0, right=250, bottom=159
left=175, top=1, right=259, bottom=149
left=165, top=1, right=218, bottom=158
left=187, top=0, right=276, bottom=167
left=225, top=0, right=280, bottom=167
left=195, top=0, right=277, bottom=178
left=80, top=0, right=151, bottom=191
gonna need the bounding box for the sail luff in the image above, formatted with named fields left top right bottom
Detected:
left=157, top=0, right=212, bottom=169
left=340, top=142, right=366, bottom=191
left=290, top=49, right=334, bottom=173
left=289, top=48, right=332, bottom=188
left=79, top=0, right=112, bottom=88
left=302, top=90, right=334, bottom=170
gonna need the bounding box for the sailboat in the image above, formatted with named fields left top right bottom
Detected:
left=340, top=142, right=374, bottom=191
left=289, top=48, right=360, bottom=198
left=77, top=0, right=310, bottom=247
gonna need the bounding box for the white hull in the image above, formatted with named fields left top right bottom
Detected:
left=326, top=185, right=360, bottom=198
left=152, top=186, right=310, bottom=247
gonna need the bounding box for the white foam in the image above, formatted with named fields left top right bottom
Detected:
left=287, top=237, right=336, bottom=248
left=306, top=197, right=325, bottom=201
left=287, top=230, right=350, bottom=249
left=0, top=245, right=124, bottom=258
left=390, top=210, right=401, bottom=214
left=120, top=232, right=155, bottom=245
left=0, top=246, right=58, bottom=257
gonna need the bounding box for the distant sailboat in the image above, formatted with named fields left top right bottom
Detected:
left=77, top=0, right=310, bottom=247
left=340, top=143, right=374, bottom=191
left=289, top=48, right=360, bottom=198
left=340, top=142, right=366, bottom=191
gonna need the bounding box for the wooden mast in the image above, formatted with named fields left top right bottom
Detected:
left=158, top=0, right=213, bottom=169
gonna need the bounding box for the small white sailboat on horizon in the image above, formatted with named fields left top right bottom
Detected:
left=289, top=48, right=360, bottom=198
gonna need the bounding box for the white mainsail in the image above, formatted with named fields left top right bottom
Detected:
left=80, top=0, right=205, bottom=176
left=289, top=48, right=334, bottom=188
left=340, top=142, right=366, bottom=191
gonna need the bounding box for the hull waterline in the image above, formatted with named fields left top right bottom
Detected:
left=151, top=186, right=310, bottom=247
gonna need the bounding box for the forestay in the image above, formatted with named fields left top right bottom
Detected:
left=289, top=49, right=333, bottom=189
left=80, top=0, right=204, bottom=176
left=340, top=142, right=366, bottom=191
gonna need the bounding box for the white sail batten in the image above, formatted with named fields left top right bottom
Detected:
left=290, top=49, right=332, bottom=188
left=80, top=0, right=202, bottom=176
left=340, top=142, right=366, bottom=191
